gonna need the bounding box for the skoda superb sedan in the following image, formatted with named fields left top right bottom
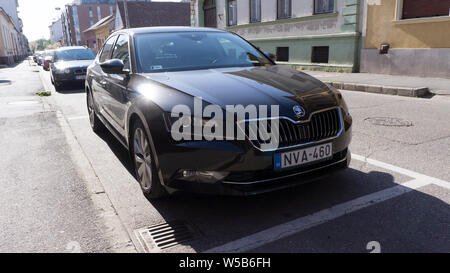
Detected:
left=85, top=27, right=352, bottom=199
left=50, top=46, right=96, bottom=91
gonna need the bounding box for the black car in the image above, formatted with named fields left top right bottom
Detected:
left=50, top=46, right=95, bottom=91
left=86, top=27, right=352, bottom=199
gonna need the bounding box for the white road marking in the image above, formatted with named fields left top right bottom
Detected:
left=205, top=179, right=429, bottom=253
left=352, top=153, right=450, bottom=188
left=205, top=154, right=450, bottom=253
left=68, top=116, right=89, bottom=121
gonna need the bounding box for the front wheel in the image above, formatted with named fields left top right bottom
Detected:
left=87, top=90, right=105, bottom=133
left=54, top=81, right=63, bottom=91
left=131, top=120, right=167, bottom=199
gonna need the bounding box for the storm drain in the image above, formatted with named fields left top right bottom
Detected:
left=135, top=220, right=201, bottom=252
left=0, top=80, right=11, bottom=86
left=365, top=117, right=413, bottom=127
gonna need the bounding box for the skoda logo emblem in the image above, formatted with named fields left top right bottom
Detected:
left=293, top=105, right=306, bottom=118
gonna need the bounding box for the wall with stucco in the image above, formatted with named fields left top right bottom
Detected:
left=365, top=0, right=450, bottom=49
left=362, top=0, right=450, bottom=78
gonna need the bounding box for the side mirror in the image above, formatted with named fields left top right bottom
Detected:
left=264, top=52, right=276, bottom=61
left=100, top=59, right=128, bottom=74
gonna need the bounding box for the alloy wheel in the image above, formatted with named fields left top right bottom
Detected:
left=134, top=127, right=152, bottom=191
left=87, top=93, right=95, bottom=127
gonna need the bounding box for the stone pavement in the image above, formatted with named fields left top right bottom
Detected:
left=302, top=70, right=450, bottom=97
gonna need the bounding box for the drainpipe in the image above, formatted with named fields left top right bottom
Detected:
left=123, top=0, right=130, bottom=29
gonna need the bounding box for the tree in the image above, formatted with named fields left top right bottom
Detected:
left=29, top=39, right=54, bottom=52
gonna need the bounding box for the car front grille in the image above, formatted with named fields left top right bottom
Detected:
left=245, top=108, right=342, bottom=150
left=73, top=68, right=87, bottom=75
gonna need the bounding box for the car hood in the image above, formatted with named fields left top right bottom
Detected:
left=55, top=60, right=93, bottom=69
left=141, top=65, right=339, bottom=120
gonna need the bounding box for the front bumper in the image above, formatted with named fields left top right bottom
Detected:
left=167, top=149, right=351, bottom=196
left=154, top=115, right=352, bottom=196
left=53, top=73, right=86, bottom=84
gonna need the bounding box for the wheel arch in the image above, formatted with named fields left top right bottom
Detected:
left=127, top=109, right=167, bottom=187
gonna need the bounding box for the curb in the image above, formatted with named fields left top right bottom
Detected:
left=38, top=66, right=137, bottom=253
left=324, top=81, right=430, bottom=98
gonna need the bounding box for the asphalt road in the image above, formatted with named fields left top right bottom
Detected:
left=2, top=59, right=449, bottom=253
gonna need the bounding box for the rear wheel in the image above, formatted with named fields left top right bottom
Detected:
left=87, top=90, right=104, bottom=133
left=132, top=120, right=167, bottom=199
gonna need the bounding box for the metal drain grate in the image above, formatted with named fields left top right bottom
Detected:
left=135, top=220, right=201, bottom=252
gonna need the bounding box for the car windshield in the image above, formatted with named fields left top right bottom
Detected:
left=55, top=49, right=95, bottom=61
left=134, top=31, right=273, bottom=73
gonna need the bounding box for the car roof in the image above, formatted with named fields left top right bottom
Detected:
left=115, top=26, right=226, bottom=36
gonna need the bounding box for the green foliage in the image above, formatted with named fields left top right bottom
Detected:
left=36, top=91, right=52, bottom=97
left=29, top=39, right=54, bottom=52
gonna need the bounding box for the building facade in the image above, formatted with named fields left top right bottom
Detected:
left=0, top=0, right=27, bottom=65
left=191, top=0, right=363, bottom=72
left=361, top=0, right=450, bottom=78
left=0, top=7, right=20, bottom=64
left=83, top=14, right=114, bottom=53
left=49, top=18, right=63, bottom=44
left=62, top=0, right=116, bottom=47
left=0, top=0, right=20, bottom=30
left=114, top=1, right=190, bottom=30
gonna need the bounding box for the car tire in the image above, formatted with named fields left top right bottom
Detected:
left=131, top=119, right=167, bottom=199
left=87, top=90, right=105, bottom=133
left=54, top=81, right=63, bottom=91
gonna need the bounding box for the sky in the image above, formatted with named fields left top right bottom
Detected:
left=18, top=0, right=184, bottom=42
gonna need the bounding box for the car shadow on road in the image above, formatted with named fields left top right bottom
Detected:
left=55, top=83, right=86, bottom=94
left=94, top=128, right=450, bottom=253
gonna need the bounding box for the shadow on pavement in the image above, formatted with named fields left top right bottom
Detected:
left=94, top=125, right=450, bottom=253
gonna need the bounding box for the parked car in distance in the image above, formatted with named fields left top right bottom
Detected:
left=32, top=52, right=39, bottom=63
left=50, top=46, right=95, bottom=91
left=43, top=50, right=55, bottom=71
left=86, top=27, right=353, bottom=199
left=36, top=51, right=44, bottom=66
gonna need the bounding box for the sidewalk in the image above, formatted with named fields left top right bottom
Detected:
left=302, top=70, right=450, bottom=97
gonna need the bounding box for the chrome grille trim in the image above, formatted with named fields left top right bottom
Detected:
left=238, top=107, right=344, bottom=152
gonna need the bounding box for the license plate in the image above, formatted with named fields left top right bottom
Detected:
left=75, top=75, right=86, bottom=80
left=274, top=143, right=333, bottom=170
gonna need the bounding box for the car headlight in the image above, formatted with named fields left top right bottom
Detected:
left=327, top=84, right=352, bottom=130
left=55, top=68, right=71, bottom=74
left=327, top=84, right=349, bottom=116
left=164, top=112, right=222, bottom=140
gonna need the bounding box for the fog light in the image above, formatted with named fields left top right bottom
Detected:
left=181, top=171, right=229, bottom=183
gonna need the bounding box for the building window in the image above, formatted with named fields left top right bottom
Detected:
left=276, top=47, right=289, bottom=62
left=311, top=46, right=329, bottom=63
left=277, top=0, right=292, bottom=19
left=314, top=0, right=335, bottom=14
left=89, top=7, right=94, bottom=26
left=250, top=0, right=261, bottom=23
left=110, top=6, right=114, bottom=15
left=402, top=0, right=450, bottom=19
left=97, top=6, right=102, bottom=20
left=228, top=0, right=237, bottom=26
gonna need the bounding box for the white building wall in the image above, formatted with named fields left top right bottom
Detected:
left=231, top=0, right=345, bottom=41
left=0, top=0, right=20, bottom=30
left=50, top=19, right=63, bottom=43
left=261, top=0, right=277, bottom=22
